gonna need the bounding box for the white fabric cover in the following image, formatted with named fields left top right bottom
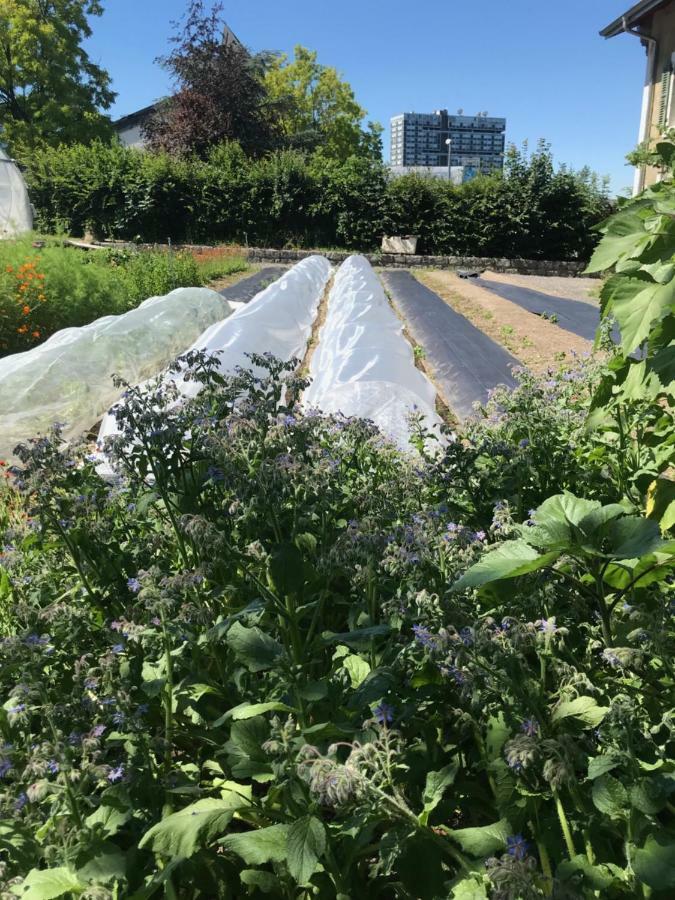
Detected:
left=304, top=255, right=442, bottom=450
left=97, top=255, right=332, bottom=449
left=0, top=149, right=32, bottom=238
left=0, top=287, right=234, bottom=458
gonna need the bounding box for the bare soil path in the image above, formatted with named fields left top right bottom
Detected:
left=417, top=270, right=593, bottom=373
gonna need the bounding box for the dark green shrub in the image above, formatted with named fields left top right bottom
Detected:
left=25, top=139, right=612, bottom=258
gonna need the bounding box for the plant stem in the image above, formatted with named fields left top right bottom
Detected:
left=553, top=788, right=577, bottom=860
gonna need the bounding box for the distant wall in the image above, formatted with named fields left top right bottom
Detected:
left=247, top=247, right=591, bottom=277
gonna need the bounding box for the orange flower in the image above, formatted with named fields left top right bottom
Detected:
left=17, top=325, right=28, bottom=334
left=31, top=330, right=40, bottom=339
left=22, top=305, right=30, bottom=315
left=5, top=265, right=12, bottom=273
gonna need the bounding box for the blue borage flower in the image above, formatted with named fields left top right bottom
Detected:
left=521, top=718, right=539, bottom=737
left=107, top=764, right=125, bottom=783
left=412, top=624, right=440, bottom=649
left=506, top=834, right=530, bottom=860
left=372, top=702, right=394, bottom=725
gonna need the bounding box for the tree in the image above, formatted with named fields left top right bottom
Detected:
left=144, top=1, right=277, bottom=156
left=0, top=0, right=115, bottom=155
left=264, top=45, right=381, bottom=162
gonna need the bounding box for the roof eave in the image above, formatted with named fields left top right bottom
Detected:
left=599, top=0, right=668, bottom=37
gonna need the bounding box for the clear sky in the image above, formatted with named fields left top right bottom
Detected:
left=85, top=0, right=648, bottom=195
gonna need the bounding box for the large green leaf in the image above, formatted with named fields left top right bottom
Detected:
left=452, top=541, right=556, bottom=592
left=633, top=834, right=675, bottom=890
left=225, top=622, right=283, bottom=672
left=269, top=543, right=305, bottom=596
left=224, top=717, right=272, bottom=779
left=138, top=796, right=247, bottom=858
left=586, top=210, right=657, bottom=273
left=608, top=516, right=664, bottom=559
left=587, top=755, right=621, bottom=780
left=552, top=697, right=610, bottom=729
left=557, top=856, right=618, bottom=890
left=420, top=762, right=459, bottom=824
left=228, top=701, right=294, bottom=721
left=447, top=818, right=510, bottom=857
left=11, top=867, right=85, bottom=899
left=592, top=775, right=629, bottom=819
left=609, top=276, right=675, bottom=354
left=286, top=816, right=326, bottom=884
left=220, top=824, right=290, bottom=865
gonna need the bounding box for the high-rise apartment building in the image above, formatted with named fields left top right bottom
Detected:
left=390, top=109, right=506, bottom=172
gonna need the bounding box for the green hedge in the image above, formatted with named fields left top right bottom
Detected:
left=25, top=140, right=612, bottom=260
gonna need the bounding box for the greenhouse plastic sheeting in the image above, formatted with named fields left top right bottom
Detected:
left=0, top=149, right=32, bottom=238
left=96, top=255, right=332, bottom=452
left=304, top=255, right=442, bottom=450
left=0, top=287, right=235, bottom=459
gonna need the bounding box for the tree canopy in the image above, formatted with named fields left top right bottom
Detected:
left=0, top=0, right=115, bottom=155
left=265, top=45, right=381, bottom=162
left=144, top=1, right=278, bottom=157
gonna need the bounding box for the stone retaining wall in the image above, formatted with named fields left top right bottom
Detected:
left=247, top=247, right=590, bottom=277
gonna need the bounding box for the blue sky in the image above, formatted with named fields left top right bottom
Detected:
left=86, top=0, right=646, bottom=195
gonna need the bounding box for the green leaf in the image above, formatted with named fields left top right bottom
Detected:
left=286, top=816, right=326, bottom=884
left=633, top=834, right=675, bottom=890
left=84, top=803, right=132, bottom=839
left=449, top=875, right=489, bottom=899
left=269, top=543, right=305, bottom=595
left=322, top=624, right=390, bottom=646
left=224, top=717, right=272, bottom=779
left=220, top=824, right=289, bottom=865
left=226, top=622, right=283, bottom=672
left=229, top=701, right=294, bottom=721
left=557, top=855, right=618, bottom=889
left=343, top=654, right=371, bottom=687
left=608, top=516, right=664, bottom=559
left=11, top=867, right=85, bottom=899
left=610, top=276, right=675, bottom=354
left=587, top=755, right=621, bottom=780
left=452, top=540, right=556, bottom=592
left=553, top=697, right=610, bottom=729
left=630, top=778, right=668, bottom=815
left=592, top=775, right=629, bottom=819
left=421, top=762, right=459, bottom=824
left=586, top=211, right=657, bottom=273
left=240, top=870, right=277, bottom=893
left=138, top=796, right=247, bottom=858
left=448, top=818, right=510, bottom=857
left=76, top=842, right=126, bottom=884
left=485, top=714, right=510, bottom=760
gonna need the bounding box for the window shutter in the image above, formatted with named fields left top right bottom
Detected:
left=658, top=69, right=673, bottom=129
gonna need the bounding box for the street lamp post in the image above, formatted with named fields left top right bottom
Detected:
left=445, top=137, right=452, bottom=182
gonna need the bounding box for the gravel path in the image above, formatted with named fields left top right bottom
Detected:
left=483, top=270, right=600, bottom=304
left=473, top=276, right=604, bottom=343
left=381, top=270, right=518, bottom=421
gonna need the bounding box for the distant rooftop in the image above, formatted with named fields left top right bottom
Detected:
left=600, top=0, right=673, bottom=37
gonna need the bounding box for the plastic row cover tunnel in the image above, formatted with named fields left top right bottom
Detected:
left=0, top=148, right=32, bottom=238
left=304, top=255, right=443, bottom=450
left=0, top=287, right=236, bottom=460
left=96, top=255, right=332, bottom=456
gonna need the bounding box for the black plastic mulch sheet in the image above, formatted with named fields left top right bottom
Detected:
left=381, top=270, right=519, bottom=421
left=219, top=266, right=288, bottom=303
left=473, top=277, right=605, bottom=343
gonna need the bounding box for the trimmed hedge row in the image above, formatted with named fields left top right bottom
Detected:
left=25, top=140, right=613, bottom=260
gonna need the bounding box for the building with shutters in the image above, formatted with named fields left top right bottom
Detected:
left=389, top=110, right=506, bottom=174
left=601, top=0, right=675, bottom=194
